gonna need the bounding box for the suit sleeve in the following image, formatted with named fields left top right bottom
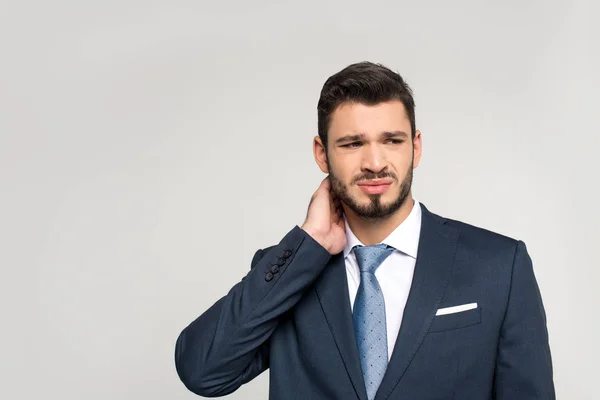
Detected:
left=493, top=240, right=555, bottom=399
left=174, top=225, right=331, bottom=397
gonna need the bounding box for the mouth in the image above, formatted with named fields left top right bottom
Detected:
left=357, top=179, right=394, bottom=194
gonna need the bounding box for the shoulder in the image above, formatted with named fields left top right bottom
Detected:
left=423, top=203, right=522, bottom=257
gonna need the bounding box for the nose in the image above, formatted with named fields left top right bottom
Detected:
left=361, top=144, right=387, bottom=173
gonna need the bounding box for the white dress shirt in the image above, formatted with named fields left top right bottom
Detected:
left=343, top=199, right=422, bottom=361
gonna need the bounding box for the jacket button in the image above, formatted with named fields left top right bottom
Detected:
left=283, top=249, right=292, bottom=258
left=276, top=257, right=286, bottom=266
left=265, top=272, right=274, bottom=282
left=270, top=265, right=280, bottom=274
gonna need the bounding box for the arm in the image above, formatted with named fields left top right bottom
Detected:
left=174, top=226, right=331, bottom=397
left=493, top=240, right=555, bottom=399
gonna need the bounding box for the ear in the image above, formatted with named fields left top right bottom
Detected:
left=412, top=129, right=422, bottom=168
left=313, top=136, right=329, bottom=173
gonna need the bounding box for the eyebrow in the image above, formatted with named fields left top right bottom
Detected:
left=335, top=131, right=409, bottom=144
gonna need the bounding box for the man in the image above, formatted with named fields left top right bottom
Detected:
left=174, top=62, right=555, bottom=399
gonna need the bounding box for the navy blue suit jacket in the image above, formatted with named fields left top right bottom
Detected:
left=175, top=203, right=555, bottom=399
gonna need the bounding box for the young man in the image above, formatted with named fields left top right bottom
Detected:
left=175, top=62, right=555, bottom=399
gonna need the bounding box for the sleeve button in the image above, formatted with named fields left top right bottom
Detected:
left=270, top=265, right=280, bottom=274
left=265, top=272, right=274, bottom=282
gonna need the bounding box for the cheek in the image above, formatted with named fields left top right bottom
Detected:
left=392, top=153, right=413, bottom=170
left=329, top=158, right=356, bottom=181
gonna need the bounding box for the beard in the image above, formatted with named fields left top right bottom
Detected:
left=327, top=157, right=413, bottom=221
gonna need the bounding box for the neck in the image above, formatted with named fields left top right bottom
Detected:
left=344, top=195, right=415, bottom=246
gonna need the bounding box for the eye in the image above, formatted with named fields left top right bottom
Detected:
left=342, top=142, right=361, bottom=148
left=386, top=139, right=404, bottom=144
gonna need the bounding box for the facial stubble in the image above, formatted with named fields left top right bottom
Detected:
left=327, top=153, right=413, bottom=221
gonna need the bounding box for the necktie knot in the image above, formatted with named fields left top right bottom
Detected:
left=353, top=244, right=395, bottom=274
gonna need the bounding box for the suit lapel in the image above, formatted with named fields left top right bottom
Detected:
left=375, top=203, right=459, bottom=400
left=315, top=252, right=368, bottom=400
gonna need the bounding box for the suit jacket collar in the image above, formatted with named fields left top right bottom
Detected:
left=314, top=202, right=459, bottom=400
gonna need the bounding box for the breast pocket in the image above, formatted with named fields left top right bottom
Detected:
left=428, top=306, right=482, bottom=333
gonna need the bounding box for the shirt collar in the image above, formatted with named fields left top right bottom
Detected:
left=343, top=198, right=422, bottom=259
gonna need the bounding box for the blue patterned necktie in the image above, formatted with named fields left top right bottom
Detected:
left=352, top=243, right=395, bottom=400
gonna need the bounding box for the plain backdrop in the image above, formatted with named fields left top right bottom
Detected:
left=1, top=1, right=598, bottom=399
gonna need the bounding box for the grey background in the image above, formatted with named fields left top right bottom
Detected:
left=1, top=1, right=598, bottom=399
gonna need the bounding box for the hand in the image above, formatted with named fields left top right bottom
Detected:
left=301, top=176, right=347, bottom=255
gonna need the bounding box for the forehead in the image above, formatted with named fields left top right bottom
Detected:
left=328, top=100, right=410, bottom=139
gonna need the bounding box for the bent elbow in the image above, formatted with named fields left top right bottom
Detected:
left=174, top=330, right=239, bottom=397
left=175, top=330, right=210, bottom=396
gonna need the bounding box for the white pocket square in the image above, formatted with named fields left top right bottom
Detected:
left=435, top=302, right=478, bottom=316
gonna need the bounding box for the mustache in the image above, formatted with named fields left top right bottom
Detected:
left=351, top=172, right=397, bottom=184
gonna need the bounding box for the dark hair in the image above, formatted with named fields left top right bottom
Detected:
left=317, top=61, right=416, bottom=152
